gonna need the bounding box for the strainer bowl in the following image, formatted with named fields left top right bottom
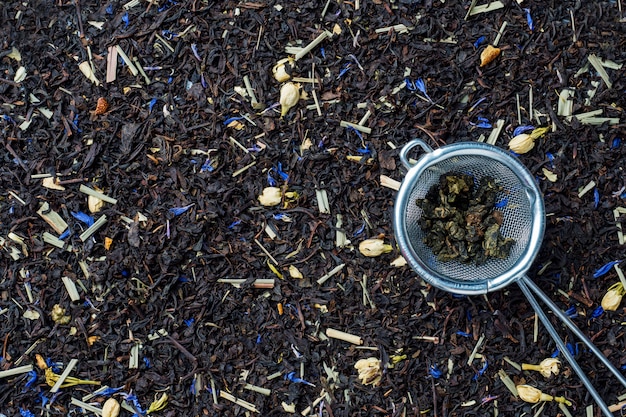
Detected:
left=393, top=139, right=545, bottom=295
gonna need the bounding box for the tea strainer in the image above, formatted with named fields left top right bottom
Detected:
left=393, top=139, right=626, bottom=416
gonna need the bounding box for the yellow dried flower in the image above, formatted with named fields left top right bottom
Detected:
left=601, top=282, right=625, bottom=311
left=45, top=367, right=100, bottom=388
left=272, top=57, right=295, bottom=83
left=279, top=82, right=300, bottom=117
left=51, top=304, right=71, bottom=325
left=516, top=384, right=571, bottom=406
left=359, top=238, right=393, bottom=257
left=146, top=392, right=168, bottom=414
left=521, top=358, right=561, bottom=378
left=102, top=398, right=120, bottom=417
left=479, top=45, right=501, bottom=67
left=355, top=357, right=382, bottom=386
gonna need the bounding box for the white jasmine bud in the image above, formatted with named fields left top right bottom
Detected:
left=601, top=282, right=625, bottom=311
left=508, top=133, right=534, bottom=154
left=102, top=398, right=120, bottom=417
left=359, top=238, right=393, bottom=257
left=279, top=82, right=300, bottom=117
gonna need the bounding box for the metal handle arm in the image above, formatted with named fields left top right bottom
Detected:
left=522, top=277, right=626, bottom=389
left=518, top=278, right=614, bottom=417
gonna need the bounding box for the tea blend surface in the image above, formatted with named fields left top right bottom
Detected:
left=1, top=1, right=626, bottom=416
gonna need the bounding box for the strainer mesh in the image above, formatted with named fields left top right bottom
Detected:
left=404, top=154, right=534, bottom=281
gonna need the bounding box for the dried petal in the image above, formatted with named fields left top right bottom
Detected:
left=508, top=133, right=534, bottom=154
left=288, top=265, right=303, bottom=279
left=272, top=57, right=295, bottom=83
left=42, top=177, right=66, bottom=191
left=355, top=357, right=382, bottom=386
left=94, top=97, right=109, bottom=115
left=88, top=195, right=105, bottom=213
left=23, top=309, right=40, bottom=320
left=14, top=66, right=27, bottom=83
left=258, top=187, right=282, bottom=206
left=542, top=168, right=557, bottom=182
left=479, top=45, right=501, bottom=67
left=102, top=397, right=121, bottom=417
left=279, top=82, right=300, bottom=117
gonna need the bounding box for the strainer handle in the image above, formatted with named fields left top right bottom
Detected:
left=399, top=139, right=433, bottom=170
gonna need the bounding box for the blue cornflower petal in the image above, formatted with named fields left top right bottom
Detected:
left=58, top=229, right=70, bottom=240
left=24, top=370, right=37, bottom=389
left=71, top=211, right=95, bottom=227
left=611, top=138, right=621, bottom=149
left=223, top=116, right=244, bottom=125
left=593, top=260, right=622, bottom=278
left=494, top=198, right=508, bottom=209
left=184, top=318, right=194, bottom=327
left=148, top=98, right=158, bottom=112
left=594, top=188, right=600, bottom=209
left=523, top=8, right=534, bottom=31
left=228, top=220, right=241, bottom=229
left=169, top=204, right=194, bottom=216
left=591, top=306, right=604, bottom=318
left=122, top=12, right=130, bottom=28
left=564, top=305, right=578, bottom=318
left=473, top=36, right=486, bottom=49
left=276, top=162, right=289, bottom=182
left=513, top=125, right=534, bottom=136
left=20, top=409, right=36, bottom=417
left=455, top=330, right=472, bottom=337
left=429, top=364, right=442, bottom=379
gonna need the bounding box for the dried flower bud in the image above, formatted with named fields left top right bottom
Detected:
left=538, top=358, right=561, bottom=377
left=522, top=358, right=561, bottom=378
left=359, top=238, right=393, bottom=257
left=279, top=82, right=300, bottom=117
left=508, top=133, right=534, bottom=154
left=516, top=384, right=571, bottom=406
left=355, top=357, right=382, bottom=386
left=258, top=187, right=282, bottom=207
left=272, top=57, right=295, bottom=83
left=601, top=282, right=625, bottom=311
left=51, top=304, right=71, bottom=325
left=517, top=384, right=549, bottom=403
left=102, top=397, right=120, bottom=417
left=479, top=45, right=501, bottom=67
left=94, top=97, right=109, bottom=115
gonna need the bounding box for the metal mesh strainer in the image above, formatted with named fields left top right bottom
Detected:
left=393, top=139, right=626, bottom=416
left=394, top=139, right=545, bottom=295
